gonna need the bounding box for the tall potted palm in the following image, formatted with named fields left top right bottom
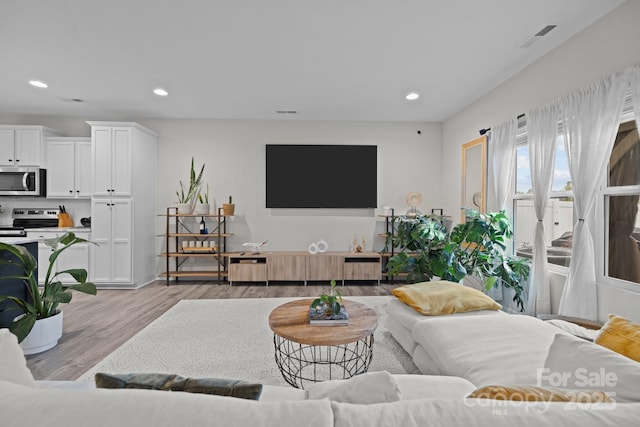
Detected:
left=0, top=232, right=97, bottom=354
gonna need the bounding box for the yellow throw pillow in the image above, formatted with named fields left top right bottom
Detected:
left=391, top=280, right=501, bottom=315
left=595, top=314, right=640, bottom=362
left=468, top=385, right=613, bottom=403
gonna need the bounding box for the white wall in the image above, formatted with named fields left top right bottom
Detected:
left=0, top=115, right=441, bottom=271
left=144, top=118, right=441, bottom=253
left=441, top=0, right=640, bottom=322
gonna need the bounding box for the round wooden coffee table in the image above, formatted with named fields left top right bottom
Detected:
left=268, top=298, right=378, bottom=389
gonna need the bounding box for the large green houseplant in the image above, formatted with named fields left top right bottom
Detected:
left=0, top=232, right=97, bottom=343
left=383, top=213, right=448, bottom=283
left=386, top=210, right=530, bottom=311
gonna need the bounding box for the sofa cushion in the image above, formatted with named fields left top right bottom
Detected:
left=393, top=374, right=476, bottom=400
left=468, top=384, right=612, bottom=403
left=411, top=313, right=567, bottom=386
left=306, top=371, right=401, bottom=404
left=544, top=319, right=600, bottom=341
left=95, top=372, right=262, bottom=400
left=0, top=329, right=36, bottom=388
left=0, top=380, right=333, bottom=427
left=392, top=281, right=501, bottom=316
left=594, top=314, right=640, bottom=362
left=542, top=333, right=640, bottom=403
left=331, top=398, right=637, bottom=427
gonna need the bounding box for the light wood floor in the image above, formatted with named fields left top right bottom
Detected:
left=26, top=280, right=399, bottom=381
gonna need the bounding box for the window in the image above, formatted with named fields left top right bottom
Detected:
left=513, top=132, right=574, bottom=268
left=603, top=118, right=640, bottom=285
left=511, top=96, right=639, bottom=286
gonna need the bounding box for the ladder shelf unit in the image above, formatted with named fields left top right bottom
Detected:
left=161, top=206, right=233, bottom=285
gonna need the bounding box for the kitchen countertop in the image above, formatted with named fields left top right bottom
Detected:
left=26, top=227, right=91, bottom=233
left=0, top=237, right=38, bottom=245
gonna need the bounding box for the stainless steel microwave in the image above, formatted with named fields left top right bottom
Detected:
left=0, top=167, right=46, bottom=196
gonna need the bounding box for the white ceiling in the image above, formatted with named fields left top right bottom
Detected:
left=0, top=0, right=626, bottom=122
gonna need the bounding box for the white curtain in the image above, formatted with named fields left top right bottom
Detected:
left=525, top=104, right=559, bottom=315
left=489, top=118, right=518, bottom=213
left=558, top=72, right=629, bottom=320
left=487, top=118, right=517, bottom=303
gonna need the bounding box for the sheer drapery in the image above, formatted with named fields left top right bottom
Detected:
left=558, top=72, right=628, bottom=320
left=489, top=118, right=518, bottom=213
left=525, top=104, right=559, bottom=315
left=487, top=118, right=518, bottom=304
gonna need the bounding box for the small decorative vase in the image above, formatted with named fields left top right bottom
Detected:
left=222, top=203, right=235, bottom=216
left=195, top=203, right=210, bottom=215
left=19, top=311, right=63, bottom=355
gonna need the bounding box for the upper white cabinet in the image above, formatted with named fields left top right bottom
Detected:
left=91, top=126, right=132, bottom=196
left=46, top=137, right=92, bottom=199
left=0, top=126, right=59, bottom=167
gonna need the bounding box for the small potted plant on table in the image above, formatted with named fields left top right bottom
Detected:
left=309, top=280, right=349, bottom=324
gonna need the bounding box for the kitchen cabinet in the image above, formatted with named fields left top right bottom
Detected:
left=46, top=137, right=92, bottom=198
left=90, top=199, right=132, bottom=283
left=88, top=120, right=158, bottom=288
left=91, top=126, right=132, bottom=196
left=30, top=230, right=91, bottom=284
left=0, top=126, right=59, bottom=167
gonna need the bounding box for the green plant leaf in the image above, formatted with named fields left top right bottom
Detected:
left=484, top=276, right=498, bottom=290
left=9, top=313, right=37, bottom=343
left=310, top=298, right=322, bottom=309
left=55, top=269, right=88, bottom=284
left=43, top=290, right=72, bottom=305
left=65, top=282, right=97, bottom=295
left=330, top=301, right=341, bottom=315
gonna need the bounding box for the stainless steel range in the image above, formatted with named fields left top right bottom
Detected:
left=12, top=207, right=61, bottom=229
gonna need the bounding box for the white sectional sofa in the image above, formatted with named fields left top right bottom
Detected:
left=2, top=316, right=640, bottom=426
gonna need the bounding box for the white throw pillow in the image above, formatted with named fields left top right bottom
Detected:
left=0, top=329, right=36, bottom=387
left=541, top=333, right=640, bottom=403
left=544, top=319, right=600, bottom=341
left=306, top=371, right=401, bottom=404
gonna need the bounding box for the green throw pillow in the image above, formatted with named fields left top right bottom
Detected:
left=95, top=373, right=263, bottom=400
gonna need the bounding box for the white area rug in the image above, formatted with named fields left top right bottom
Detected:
left=79, top=296, right=419, bottom=386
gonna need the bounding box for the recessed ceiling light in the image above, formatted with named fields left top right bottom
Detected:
left=153, top=88, right=168, bottom=96
left=405, top=92, right=419, bottom=101
left=29, top=80, right=48, bottom=88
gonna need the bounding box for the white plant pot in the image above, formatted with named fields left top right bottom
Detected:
left=194, top=203, right=210, bottom=215
left=176, top=202, right=193, bottom=214
left=19, top=311, right=63, bottom=355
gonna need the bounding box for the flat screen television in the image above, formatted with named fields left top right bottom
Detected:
left=266, top=144, right=377, bottom=208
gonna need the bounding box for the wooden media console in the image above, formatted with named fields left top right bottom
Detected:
left=228, top=251, right=381, bottom=285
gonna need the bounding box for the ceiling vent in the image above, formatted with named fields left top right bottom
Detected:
left=519, top=25, right=557, bottom=48
left=276, top=110, right=297, bottom=114
left=59, top=97, right=84, bottom=103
